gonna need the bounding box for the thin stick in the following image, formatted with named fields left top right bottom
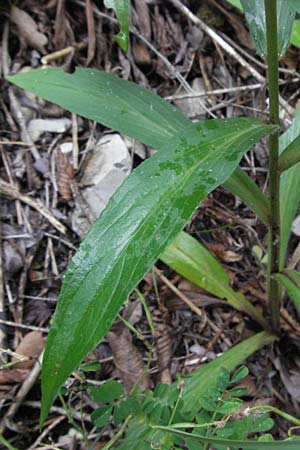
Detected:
left=0, top=178, right=66, bottom=234
left=265, top=0, right=281, bottom=333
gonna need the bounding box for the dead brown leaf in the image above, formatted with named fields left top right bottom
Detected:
left=153, top=310, right=173, bottom=384
left=13, top=331, right=44, bottom=369
left=10, top=6, right=48, bottom=54
left=206, top=243, right=243, bottom=263
left=56, top=149, right=75, bottom=202
left=107, top=322, right=150, bottom=393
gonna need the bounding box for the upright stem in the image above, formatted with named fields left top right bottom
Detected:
left=265, top=0, right=281, bottom=332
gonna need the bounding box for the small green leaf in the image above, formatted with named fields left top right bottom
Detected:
left=253, top=414, right=274, bottom=433
left=91, top=405, right=113, bottom=427
left=104, top=0, right=130, bottom=51
left=160, top=232, right=267, bottom=327
left=80, top=361, right=101, bottom=372
left=216, top=367, right=230, bottom=392
left=274, top=269, right=300, bottom=310
left=198, top=396, right=218, bottom=412
left=231, top=365, right=249, bottom=383
left=183, top=332, right=275, bottom=417
left=226, top=387, right=248, bottom=397
left=218, top=398, right=243, bottom=414
left=89, top=380, right=124, bottom=403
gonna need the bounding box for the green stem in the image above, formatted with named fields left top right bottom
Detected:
left=265, top=0, right=281, bottom=332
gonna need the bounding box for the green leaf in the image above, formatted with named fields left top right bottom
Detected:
left=115, top=332, right=276, bottom=449
left=160, top=231, right=267, bottom=327
left=39, top=119, right=274, bottom=425
left=230, top=365, right=249, bottom=383
left=240, top=0, right=295, bottom=57
left=252, top=414, right=274, bottom=433
left=278, top=135, right=300, bottom=173
left=91, top=405, right=113, bottom=427
left=279, top=105, right=300, bottom=267
left=216, top=367, right=230, bottom=392
left=7, top=68, right=190, bottom=151
left=223, top=167, right=270, bottom=224
left=226, top=387, right=248, bottom=396
left=290, top=20, right=300, bottom=47
left=104, top=0, right=130, bottom=51
left=218, top=398, right=243, bottom=414
left=182, top=332, right=275, bottom=416
left=274, top=269, right=300, bottom=310
left=153, top=425, right=300, bottom=449
left=89, top=380, right=124, bottom=403
left=8, top=67, right=271, bottom=223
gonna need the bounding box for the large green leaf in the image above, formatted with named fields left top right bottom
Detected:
left=104, top=0, right=130, bottom=51
left=160, top=231, right=267, bottom=327
left=116, top=331, right=275, bottom=449
left=39, top=119, right=273, bottom=424
left=279, top=105, right=300, bottom=268
left=274, top=269, right=300, bottom=310
left=154, top=425, right=300, bottom=449
left=7, top=68, right=190, bottom=150
left=240, top=0, right=295, bottom=57
left=8, top=67, right=271, bottom=223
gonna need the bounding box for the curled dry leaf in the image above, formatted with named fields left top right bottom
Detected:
left=153, top=310, right=173, bottom=384
left=56, top=149, right=75, bottom=202
left=10, top=6, right=48, bottom=54
left=107, top=322, right=150, bottom=393
left=13, top=331, right=44, bottom=369
left=206, top=242, right=243, bottom=263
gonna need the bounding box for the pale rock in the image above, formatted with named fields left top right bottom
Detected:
left=292, top=215, right=300, bottom=236
left=72, top=134, right=131, bottom=237
left=174, top=78, right=207, bottom=118
left=27, top=118, right=72, bottom=142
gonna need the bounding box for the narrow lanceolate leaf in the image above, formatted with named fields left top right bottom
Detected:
left=223, top=167, right=270, bottom=224
left=279, top=105, right=300, bottom=268
left=240, top=0, right=295, bottom=57
left=278, top=135, right=300, bottom=173
left=39, top=119, right=274, bottom=425
left=160, top=232, right=267, bottom=327
left=8, top=67, right=270, bottom=223
left=7, top=67, right=190, bottom=150
left=274, top=269, right=300, bottom=310
left=154, top=426, right=300, bottom=449
left=104, top=0, right=130, bottom=51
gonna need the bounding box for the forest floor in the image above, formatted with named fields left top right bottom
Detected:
left=1, top=0, right=300, bottom=449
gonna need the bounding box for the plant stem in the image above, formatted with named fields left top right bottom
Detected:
left=265, top=0, right=281, bottom=333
